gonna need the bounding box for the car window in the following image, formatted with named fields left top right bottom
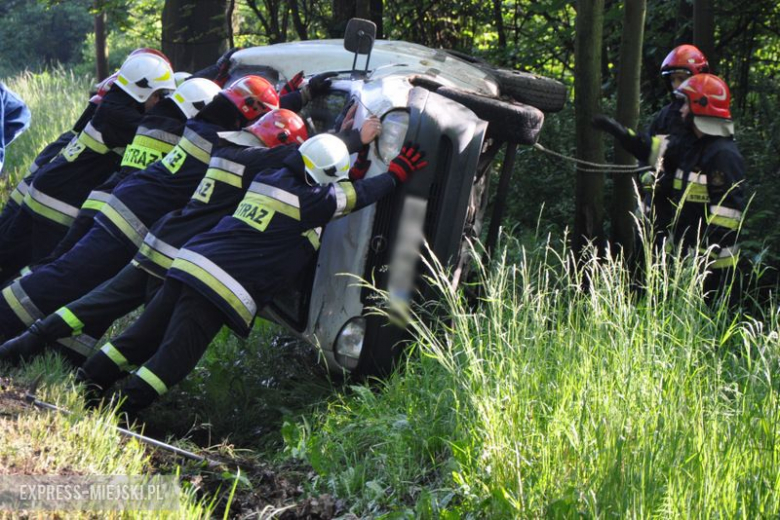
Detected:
left=299, top=90, right=350, bottom=134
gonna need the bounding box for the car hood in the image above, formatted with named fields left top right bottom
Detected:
left=231, top=40, right=499, bottom=97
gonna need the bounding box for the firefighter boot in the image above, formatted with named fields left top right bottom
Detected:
left=74, top=367, right=108, bottom=410
left=0, top=321, right=48, bottom=365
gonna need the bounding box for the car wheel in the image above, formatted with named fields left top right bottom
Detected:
left=436, top=87, right=544, bottom=145
left=488, top=69, right=567, bottom=113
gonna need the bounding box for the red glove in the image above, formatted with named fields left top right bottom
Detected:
left=280, top=71, right=304, bottom=96
left=349, top=145, right=371, bottom=180
left=388, top=142, right=428, bottom=183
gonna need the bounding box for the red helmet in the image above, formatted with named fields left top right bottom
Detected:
left=661, top=44, right=709, bottom=77
left=676, top=73, right=733, bottom=136
left=246, top=109, right=308, bottom=147
left=129, top=47, right=172, bottom=66
left=220, top=76, right=280, bottom=122
left=90, top=71, right=120, bottom=104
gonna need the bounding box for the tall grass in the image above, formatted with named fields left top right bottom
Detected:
left=288, top=236, right=780, bottom=518
left=1, top=69, right=94, bottom=200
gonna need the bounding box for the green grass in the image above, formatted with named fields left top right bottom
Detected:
left=285, top=237, right=780, bottom=518
left=1, top=69, right=94, bottom=199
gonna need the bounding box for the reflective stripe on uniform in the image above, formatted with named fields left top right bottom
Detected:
left=205, top=157, right=245, bottom=187
left=138, top=243, right=174, bottom=270
left=2, top=282, right=43, bottom=326
left=81, top=190, right=112, bottom=212
left=101, top=342, right=130, bottom=371
left=710, top=245, right=739, bottom=269
left=78, top=122, right=111, bottom=154
left=100, top=196, right=148, bottom=246
left=13, top=178, right=29, bottom=203
left=244, top=182, right=301, bottom=220
left=57, top=334, right=99, bottom=358
left=673, top=169, right=709, bottom=203
left=178, top=128, right=213, bottom=164
left=172, top=249, right=256, bottom=327
left=137, top=126, right=180, bottom=147
left=136, top=366, right=168, bottom=395
left=333, top=182, right=357, bottom=217
left=55, top=307, right=84, bottom=334
left=28, top=162, right=39, bottom=175
left=303, top=227, right=322, bottom=250
left=23, top=186, right=79, bottom=226
left=708, top=205, right=743, bottom=230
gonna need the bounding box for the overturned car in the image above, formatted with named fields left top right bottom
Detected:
left=229, top=20, right=566, bottom=376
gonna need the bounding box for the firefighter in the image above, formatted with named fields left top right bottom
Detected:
left=0, top=108, right=380, bottom=365
left=0, top=76, right=278, bottom=350
left=0, top=108, right=307, bottom=363
left=25, top=77, right=221, bottom=273
left=670, top=73, right=744, bottom=296
left=75, top=134, right=427, bottom=415
left=0, top=80, right=30, bottom=175
left=0, top=52, right=176, bottom=268
left=593, top=44, right=710, bottom=245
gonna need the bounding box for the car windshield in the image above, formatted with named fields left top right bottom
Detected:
left=299, top=89, right=351, bottom=134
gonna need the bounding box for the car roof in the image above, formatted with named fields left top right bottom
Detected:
left=232, top=39, right=499, bottom=97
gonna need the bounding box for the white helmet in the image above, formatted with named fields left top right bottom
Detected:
left=174, top=71, right=193, bottom=87
left=116, top=53, right=176, bottom=103
left=298, top=134, right=350, bottom=185
left=171, top=78, right=221, bottom=118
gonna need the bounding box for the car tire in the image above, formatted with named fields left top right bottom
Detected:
left=436, top=87, right=544, bottom=145
left=488, top=69, right=567, bottom=113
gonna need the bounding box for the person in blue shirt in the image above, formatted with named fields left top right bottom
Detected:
left=0, top=81, right=31, bottom=175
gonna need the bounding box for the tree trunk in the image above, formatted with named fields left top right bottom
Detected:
left=493, top=0, right=507, bottom=49
left=162, top=0, right=232, bottom=72
left=573, top=0, right=606, bottom=258
left=693, top=0, right=715, bottom=66
left=330, top=0, right=353, bottom=38
left=94, top=2, right=108, bottom=81
left=370, top=0, right=383, bottom=39
left=611, top=0, right=646, bottom=259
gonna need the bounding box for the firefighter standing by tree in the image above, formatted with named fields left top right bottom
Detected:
left=670, top=73, right=745, bottom=295
left=593, top=44, right=711, bottom=246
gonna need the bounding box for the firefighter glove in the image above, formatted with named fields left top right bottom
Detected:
left=591, top=114, right=651, bottom=162
left=388, top=142, right=428, bottom=183
left=280, top=71, right=305, bottom=96
left=349, top=145, right=371, bottom=180
left=214, top=47, right=240, bottom=86
left=305, top=71, right=338, bottom=99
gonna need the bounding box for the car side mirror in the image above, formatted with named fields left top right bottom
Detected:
left=344, top=18, right=376, bottom=74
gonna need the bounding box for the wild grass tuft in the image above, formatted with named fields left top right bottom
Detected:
left=289, top=234, right=780, bottom=518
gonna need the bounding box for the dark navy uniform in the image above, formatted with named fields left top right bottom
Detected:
left=0, top=108, right=222, bottom=349
left=31, top=98, right=185, bottom=268
left=0, top=103, right=98, bottom=279
left=21, top=141, right=298, bottom=352
left=19, top=87, right=143, bottom=261
left=669, top=135, right=745, bottom=290
left=81, top=152, right=398, bottom=410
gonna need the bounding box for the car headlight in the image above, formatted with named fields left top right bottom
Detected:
left=334, top=317, right=367, bottom=370
left=376, top=109, right=410, bottom=163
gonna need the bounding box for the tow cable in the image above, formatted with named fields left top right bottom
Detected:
left=532, top=142, right=653, bottom=174
left=20, top=375, right=258, bottom=472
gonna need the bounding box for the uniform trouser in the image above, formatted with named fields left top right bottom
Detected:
left=30, top=217, right=72, bottom=263
left=82, top=280, right=226, bottom=411
left=33, top=263, right=162, bottom=345
left=30, top=209, right=98, bottom=270
left=0, top=225, right=135, bottom=341
left=0, top=209, right=33, bottom=283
